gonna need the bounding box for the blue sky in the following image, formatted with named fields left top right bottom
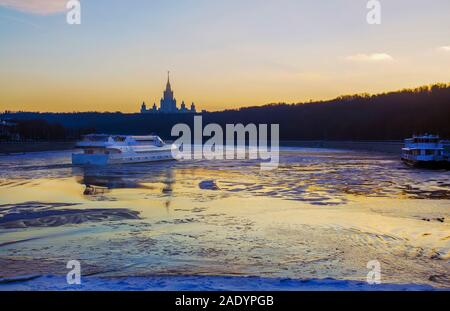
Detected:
left=1, top=0, right=450, bottom=112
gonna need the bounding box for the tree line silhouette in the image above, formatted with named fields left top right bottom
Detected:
left=0, top=119, right=94, bottom=141
left=2, top=83, right=449, bottom=141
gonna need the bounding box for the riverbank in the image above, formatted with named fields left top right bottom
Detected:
left=0, top=141, right=75, bottom=154
left=0, top=140, right=403, bottom=155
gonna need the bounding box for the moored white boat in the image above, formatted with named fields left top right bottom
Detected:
left=401, top=134, right=449, bottom=169
left=72, top=134, right=176, bottom=165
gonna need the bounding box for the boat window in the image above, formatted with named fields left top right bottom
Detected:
left=84, top=135, right=109, bottom=142
left=113, top=136, right=126, bottom=142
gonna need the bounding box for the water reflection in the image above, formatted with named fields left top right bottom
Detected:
left=0, top=148, right=449, bottom=288
left=72, top=162, right=177, bottom=208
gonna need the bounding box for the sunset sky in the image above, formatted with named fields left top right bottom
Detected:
left=1, top=0, right=450, bottom=112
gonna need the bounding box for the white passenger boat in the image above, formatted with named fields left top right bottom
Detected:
left=401, top=134, right=449, bottom=169
left=72, top=134, right=176, bottom=165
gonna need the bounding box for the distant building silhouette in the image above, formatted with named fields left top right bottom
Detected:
left=141, top=72, right=199, bottom=114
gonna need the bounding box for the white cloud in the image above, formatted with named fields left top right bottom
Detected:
left=346, top=53, right=394, bottom=63
left=437, top=46, right=450, bottom=52
left=0, top=0, right=67, bottom=15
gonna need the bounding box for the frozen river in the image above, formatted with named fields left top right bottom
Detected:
left=0, top=147, right=449, bottom=290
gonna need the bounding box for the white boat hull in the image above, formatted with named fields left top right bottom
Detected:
left=72, top=150, right=175, bottom=165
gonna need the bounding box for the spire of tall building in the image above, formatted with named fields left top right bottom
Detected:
left=166, top=71, right=171, bottom=91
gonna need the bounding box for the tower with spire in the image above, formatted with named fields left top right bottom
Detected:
left=160, top=71, right=178, bottom=113
left=140, top=72, right=199, bottom=114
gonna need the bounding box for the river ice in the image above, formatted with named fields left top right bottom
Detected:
left=0, top=147, right=449, bottom=290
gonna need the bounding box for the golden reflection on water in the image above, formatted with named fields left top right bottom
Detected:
left=0, top=149, right=449, bottom=287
